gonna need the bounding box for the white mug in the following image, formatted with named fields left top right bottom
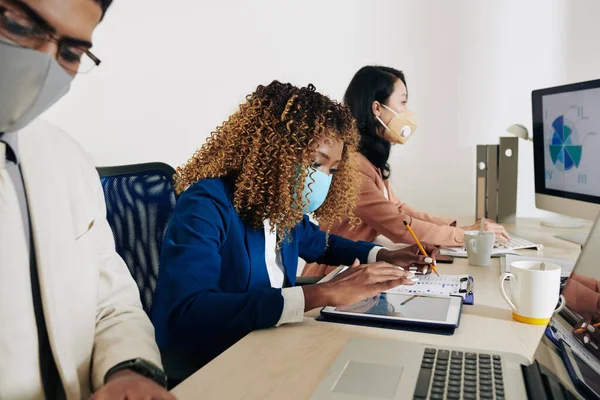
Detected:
left=499, top=261, right=565, bottom=325
left=464, top=231, right=495, bottom=267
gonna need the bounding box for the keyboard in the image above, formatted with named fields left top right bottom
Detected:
left=495, top=234, right=541, bottom=251
left=414, top=348, right=505, bottom=400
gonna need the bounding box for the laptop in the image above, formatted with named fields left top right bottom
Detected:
left=311, top=215, right=600, bottom=400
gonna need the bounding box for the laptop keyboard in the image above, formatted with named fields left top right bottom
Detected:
left=414, top=348, right=505, bottom=400
left=495, top=234, right=540, bottom=250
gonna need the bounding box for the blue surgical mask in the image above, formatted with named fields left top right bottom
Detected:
left=301, top=167, right=332, bottom=213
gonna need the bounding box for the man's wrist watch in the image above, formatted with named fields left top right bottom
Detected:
left=104, top=358, right=168, bottom=388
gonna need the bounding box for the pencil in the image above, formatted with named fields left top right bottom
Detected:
left=403, top=220, right=439, bottom=276
left=400, top=295, right=417, bottom=306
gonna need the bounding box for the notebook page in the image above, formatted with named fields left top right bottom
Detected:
left=386, top=274, right=469, bottom=296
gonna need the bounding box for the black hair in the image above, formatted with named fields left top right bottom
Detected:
left=96, top=0, right=113, bottom=18
left=343, top=66, right=406, bottom=179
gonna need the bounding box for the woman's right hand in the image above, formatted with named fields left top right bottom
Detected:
left=461, top=219, right=510, bottom=242
left=302, top=259, right=415, bottom=310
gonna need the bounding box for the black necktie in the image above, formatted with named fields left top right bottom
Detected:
left=0, top=136, right=63, bottom=398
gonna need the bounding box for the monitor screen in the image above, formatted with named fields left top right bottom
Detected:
left=533, top=79, right=600, bottom=212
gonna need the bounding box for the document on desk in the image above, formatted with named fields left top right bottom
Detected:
left=318, top=268, right=475, bottom=304
left=386, top=274, right=473, bottom=300
left=501, top=255, right=575, bottom=277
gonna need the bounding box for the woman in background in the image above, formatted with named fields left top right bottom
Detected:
left=152, top=81, right=438, bottom=380
left=334, top=66, right=506, bottom=243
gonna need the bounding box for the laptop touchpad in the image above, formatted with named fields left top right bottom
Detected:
left=333, top=361, right=403, bottom=399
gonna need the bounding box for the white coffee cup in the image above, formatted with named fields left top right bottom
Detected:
left=464, top=231, right=495, bottom=266
left=499, top=261, right=566, bottom=325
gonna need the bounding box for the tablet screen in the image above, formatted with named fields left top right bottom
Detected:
left=335, top=293, right=451, bottom=322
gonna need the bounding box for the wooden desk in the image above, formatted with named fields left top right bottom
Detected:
left=172, top=218, right=589, bottom=399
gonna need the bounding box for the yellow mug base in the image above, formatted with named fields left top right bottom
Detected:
left=512, top=313, right=551, bottom=325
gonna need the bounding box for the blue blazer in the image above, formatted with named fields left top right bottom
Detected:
left=152, top=177, right=376, bottom=378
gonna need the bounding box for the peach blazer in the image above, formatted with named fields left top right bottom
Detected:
left=329, top=154, right=465, bottom=247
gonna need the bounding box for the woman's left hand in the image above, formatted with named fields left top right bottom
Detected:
left=376, top=244, right=439, bottom=274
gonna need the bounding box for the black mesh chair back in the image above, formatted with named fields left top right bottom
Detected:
left=97, top=162, right=177, bottom=316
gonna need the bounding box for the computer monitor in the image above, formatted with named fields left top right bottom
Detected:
left=532, top=79, right=600, bottom=244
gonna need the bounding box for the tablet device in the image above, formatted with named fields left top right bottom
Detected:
left=321, top=293, right=463, bottom=330
left=560, top=340, right=600, bottom=400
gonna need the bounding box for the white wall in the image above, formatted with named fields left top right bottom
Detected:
left=43, top=0, right=600, bottom=219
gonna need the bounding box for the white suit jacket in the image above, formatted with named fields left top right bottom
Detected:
left=6, top=120, right=162, bottom=398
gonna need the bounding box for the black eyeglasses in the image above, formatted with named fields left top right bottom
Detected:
left=0, top=0, right=101, bottom=74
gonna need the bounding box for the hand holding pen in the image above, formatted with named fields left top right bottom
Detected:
left=403, top=220, right=439, bottom=276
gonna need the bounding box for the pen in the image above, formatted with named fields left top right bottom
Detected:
left=400, top=295, right=417, bottom=306
left=403, top=220, right=439, bottom=277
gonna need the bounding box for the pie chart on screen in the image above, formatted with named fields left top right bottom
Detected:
left=549, top=115, right=583, bottom=171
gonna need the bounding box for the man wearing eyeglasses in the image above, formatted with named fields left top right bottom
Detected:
left=0, top=0, right=174, bottom=399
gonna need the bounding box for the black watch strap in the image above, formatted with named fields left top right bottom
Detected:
left=104, top=358, right=168, bottom=388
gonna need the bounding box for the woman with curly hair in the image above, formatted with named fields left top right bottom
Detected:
left=151, top=81, right=439, bottom=380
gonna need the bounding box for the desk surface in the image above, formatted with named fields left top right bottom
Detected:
left=172, top=218, right=589, bottom=399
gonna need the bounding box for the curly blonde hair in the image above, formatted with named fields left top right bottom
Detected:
left=175, top=81, right=361, bottom=241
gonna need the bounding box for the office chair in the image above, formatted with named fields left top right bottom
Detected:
left=97, top=162, right=178, bottom=316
